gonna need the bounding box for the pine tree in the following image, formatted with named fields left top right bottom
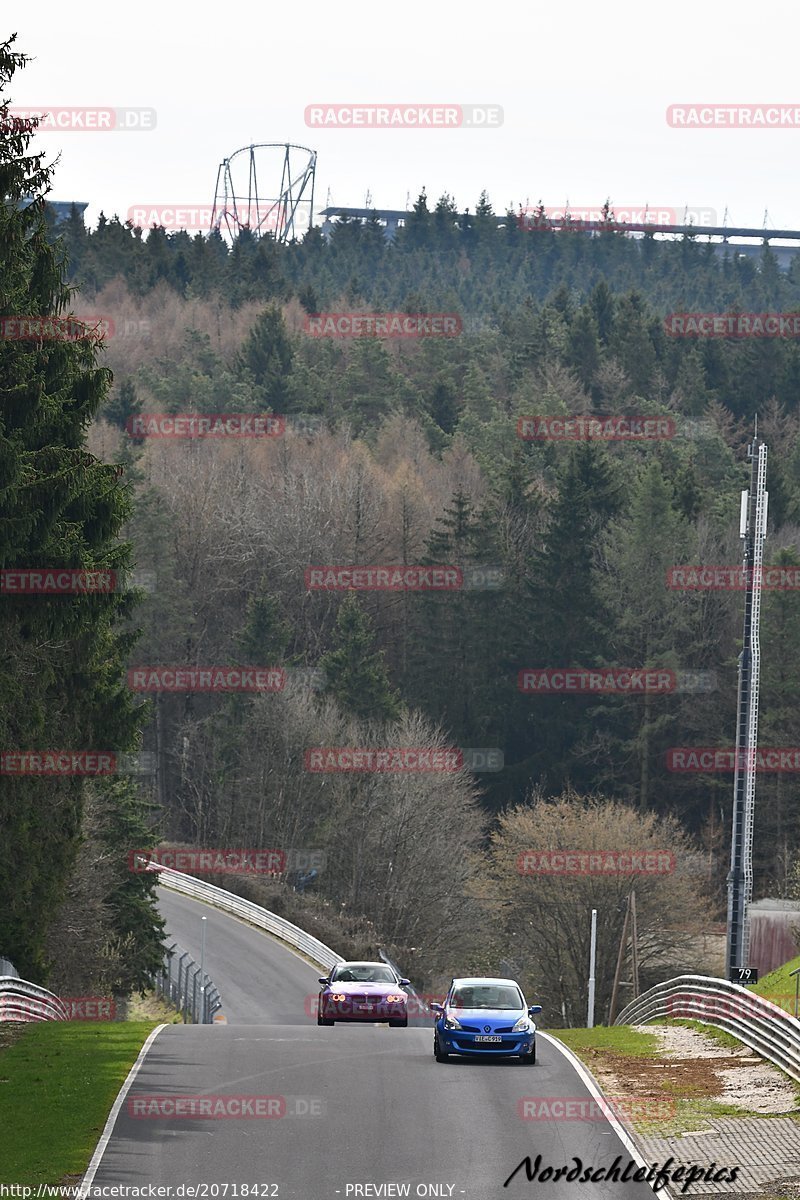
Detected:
left=0, top=38, right=151, bottom=979
left=520, top=443, right=622, bottom=792
left=320, top=592, right=401, bottom=722
left=103, top=378, right=141, bottom=430
left=235, top=305, right=294, bottom=408
left=595, top=459, right=696, bottom=812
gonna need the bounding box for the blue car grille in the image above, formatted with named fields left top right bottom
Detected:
left=455, top=1022, right=515, bottom=1033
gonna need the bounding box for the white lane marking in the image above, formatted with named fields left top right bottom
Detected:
left=77, top=1023, right=168, bottom=1198
left=538, top=1032, right=670, bottom=1197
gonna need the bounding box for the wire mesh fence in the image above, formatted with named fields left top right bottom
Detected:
left=153, top=940, right=222, bottom=1023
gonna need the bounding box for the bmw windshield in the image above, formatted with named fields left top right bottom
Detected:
left=331, top=964, right=397, bottom=984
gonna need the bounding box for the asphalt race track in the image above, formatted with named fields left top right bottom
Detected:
left=87, top=887, right=660, bottom=1197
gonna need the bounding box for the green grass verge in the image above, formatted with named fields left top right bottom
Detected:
left=546, top=1020, right=800, bottom=1137
left=546, top=1025, right=661, bottom=1057
left=0, top=1021, right=160, bottom=1186
left=752, top=954, right=800, bottom=1012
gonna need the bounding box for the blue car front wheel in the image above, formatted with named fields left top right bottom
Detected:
left=433, top=1032, right=449, bottom=1062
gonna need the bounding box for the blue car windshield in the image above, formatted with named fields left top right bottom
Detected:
left=450, top=985, right=523, bottom=1009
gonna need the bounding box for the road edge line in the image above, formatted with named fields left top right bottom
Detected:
left=77, top=1022, right=168, bottom=1197
left=538, top=1031, right=672, bottom=1197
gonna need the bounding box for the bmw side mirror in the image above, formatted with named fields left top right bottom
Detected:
left=528, top=1004, right=543, bottom=1016
left=318, top=977, right=329, bottom=986
left=399, top=978, right=411, bottom=986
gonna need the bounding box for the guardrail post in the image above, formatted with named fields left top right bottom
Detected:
left=177, top=951, right=190, bottom=1022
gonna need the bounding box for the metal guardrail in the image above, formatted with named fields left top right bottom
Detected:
left=154, top=864, right=344, bottom=972
left=0, top=976, right=69, bottom=1023
left=615, top=974, right=800, bottom=1084
left=154, top=940, right=222, bottom=1024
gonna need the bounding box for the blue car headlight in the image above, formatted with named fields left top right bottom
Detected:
left=512, top=1016, right=533, bottom=1033
left=443, top=1014, right=463, bottom=1031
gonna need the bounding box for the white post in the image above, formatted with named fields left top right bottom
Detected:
left=200, top=916, right=207, bottom=1023
left=587, top=909, right=597, bottom=1028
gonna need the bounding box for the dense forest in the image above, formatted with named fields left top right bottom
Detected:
left=5, top=32, right=800, bottom=1020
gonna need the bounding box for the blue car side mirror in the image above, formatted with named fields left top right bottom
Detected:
left=528, top=1005, right=543, bottom=1015
left=318, top=977, right=329, bottom=986
left=430, top=1002, right=444, bottom=1013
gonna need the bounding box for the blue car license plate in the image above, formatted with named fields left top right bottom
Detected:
left=474, top=1035, right=502, bottom=1043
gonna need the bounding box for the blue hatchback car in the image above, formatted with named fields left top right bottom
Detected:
left=431, top=977, right=542, bottom=1063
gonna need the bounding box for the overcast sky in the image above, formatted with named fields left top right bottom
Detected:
left=8, top=2, right=800, bottom=235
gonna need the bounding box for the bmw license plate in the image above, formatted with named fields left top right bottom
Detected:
left=474, top=1035, right=502, bottom=1043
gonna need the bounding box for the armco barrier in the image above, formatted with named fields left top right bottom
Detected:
left=152, top=863, right=344, bottom=972
left=0, top=976, right=69, bottom=1022
left=615, top=974, right=800, bottom=1084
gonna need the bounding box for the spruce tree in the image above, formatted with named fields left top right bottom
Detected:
left=0, top=38, right=151, bottom=978
left=321, top=592, right=401, bottom=723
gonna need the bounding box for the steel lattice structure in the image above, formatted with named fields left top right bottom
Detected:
left=726, top=430, right=768, bottom=976
left=210, top=143, right=316, bottom=243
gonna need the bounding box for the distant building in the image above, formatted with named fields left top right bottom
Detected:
left=320, top=206, right=412, bottom=241
left=47, top=201, right=89, bottom=224
left=319, top=205, right=800, bottom=269
left=14, top=198, right=88, bottom=225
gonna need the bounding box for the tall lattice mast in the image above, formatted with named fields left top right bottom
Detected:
left=726, top=425, right=768, bottom=974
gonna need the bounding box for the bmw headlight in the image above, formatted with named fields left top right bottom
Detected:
left=512, top=1015, right=533, bottom=1032
left=443, top=1014, right=462, bottom=1030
